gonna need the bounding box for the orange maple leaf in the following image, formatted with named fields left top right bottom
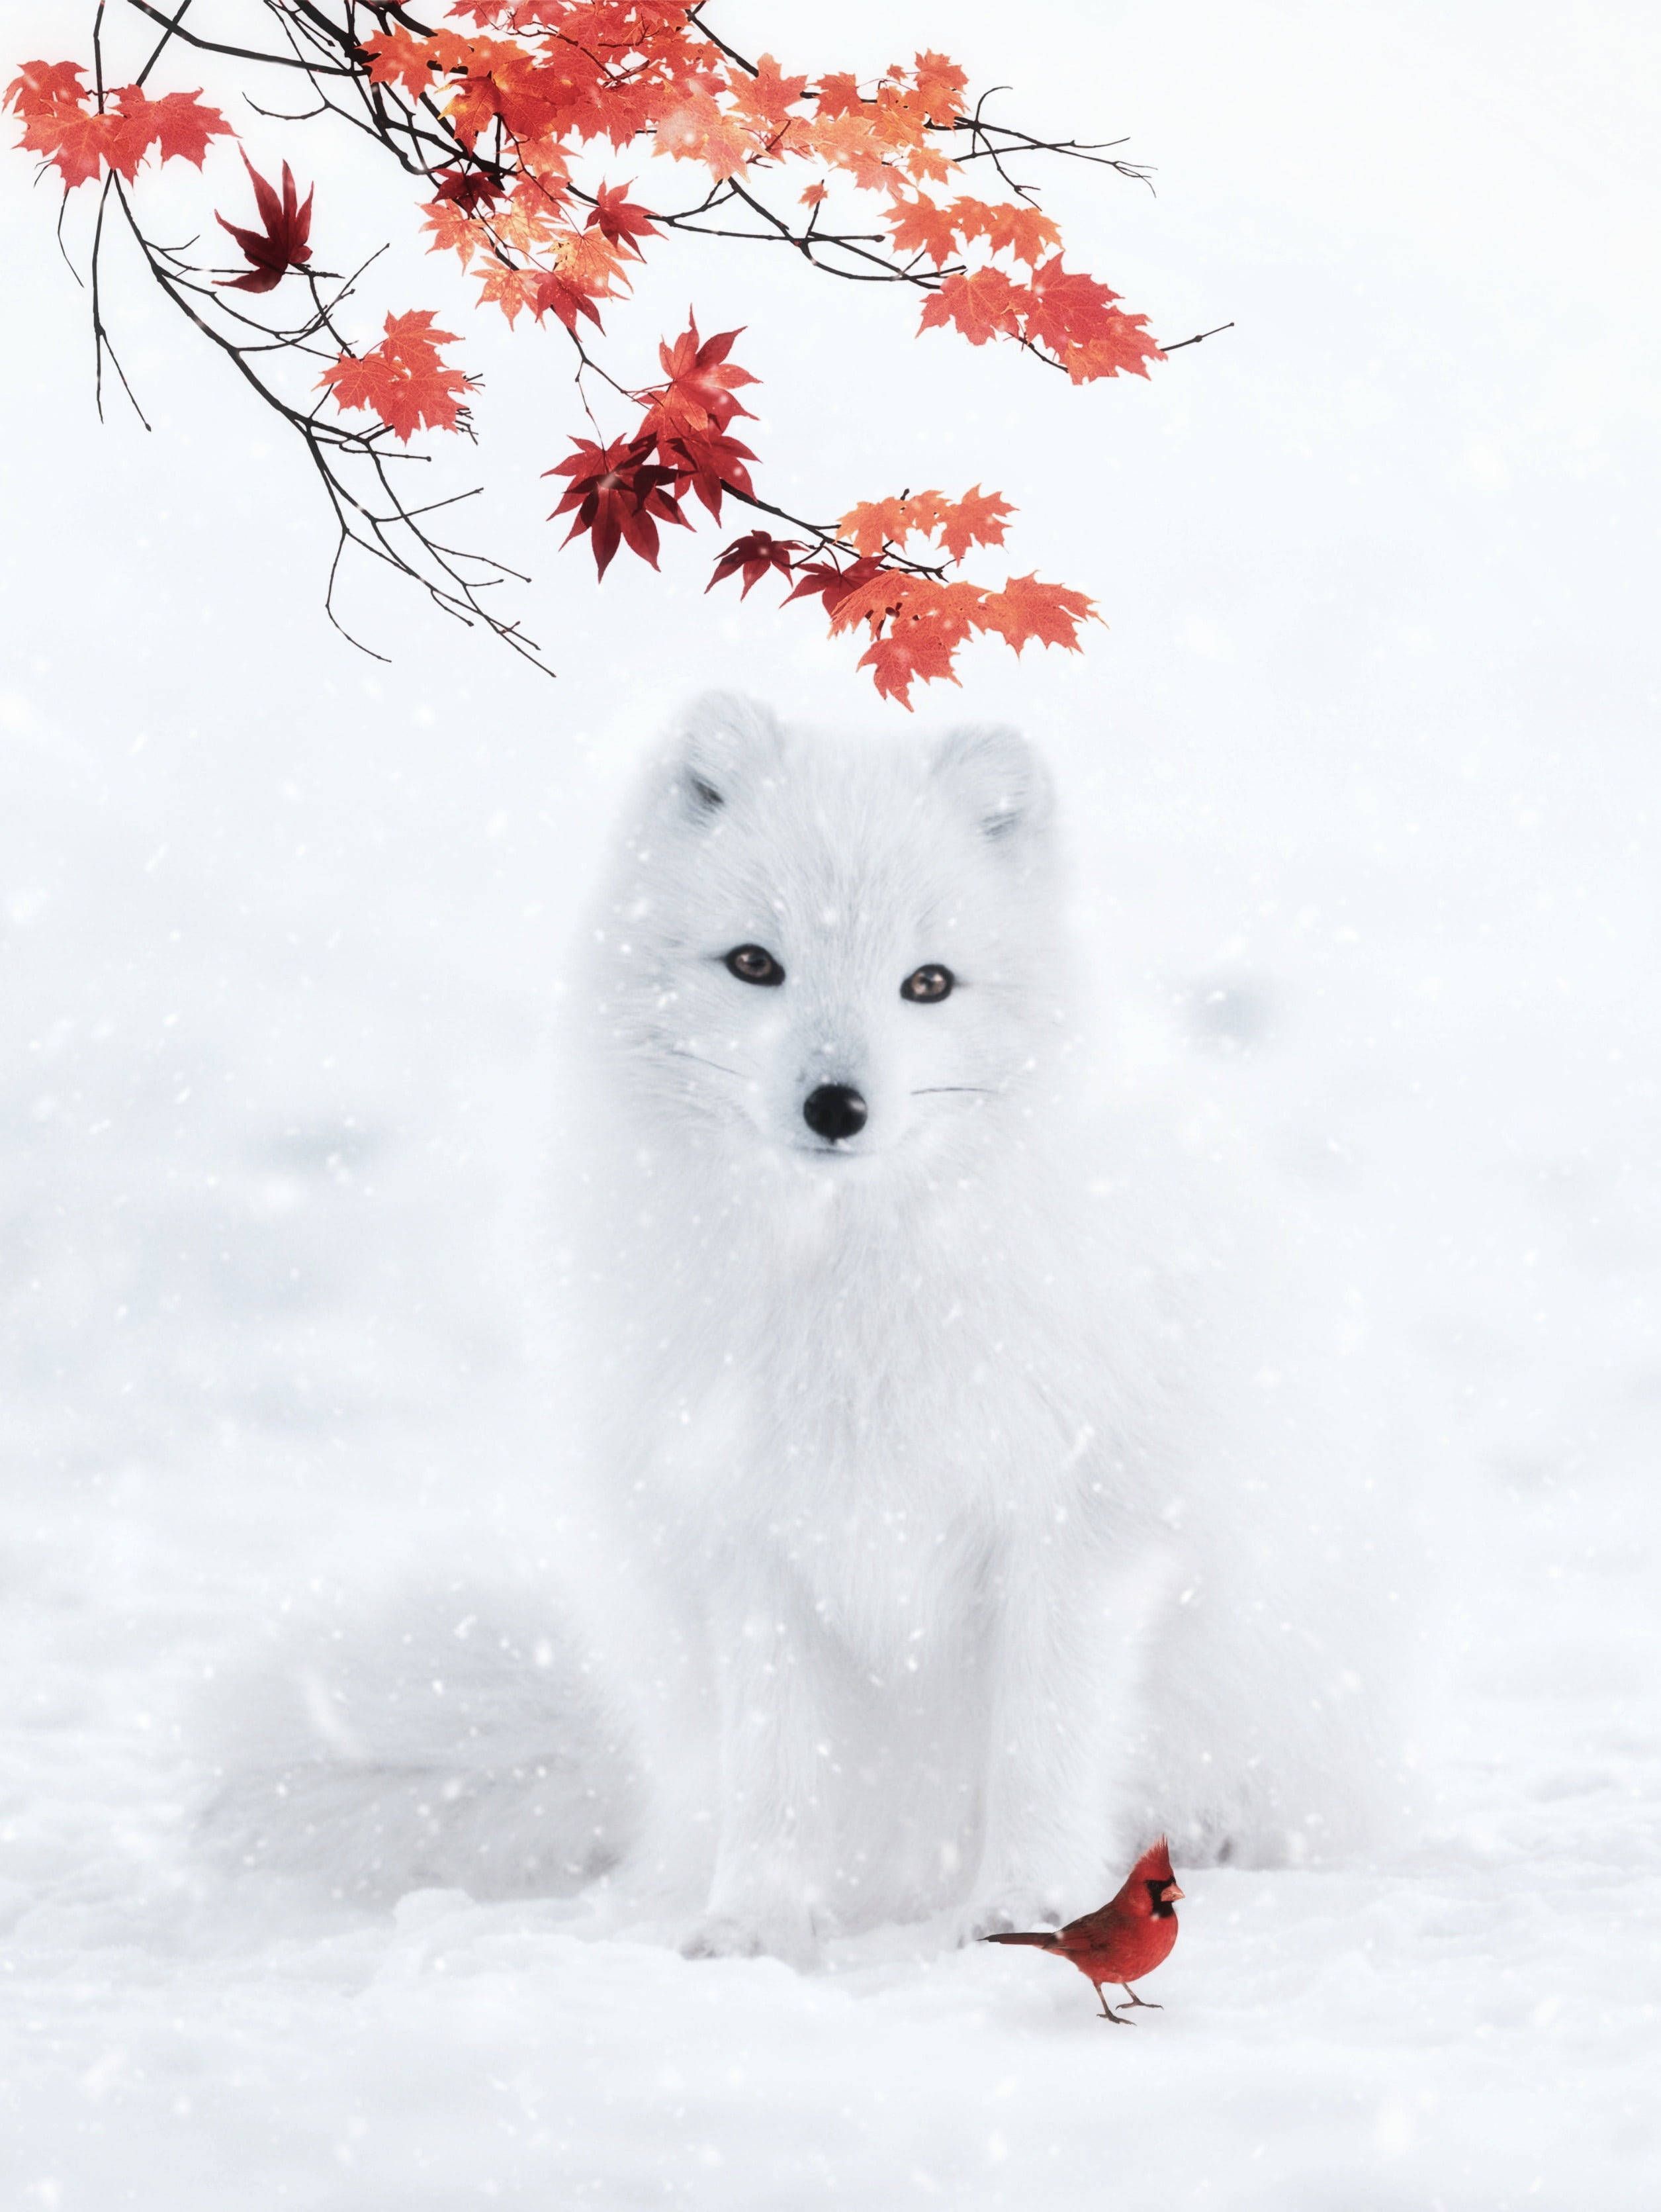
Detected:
left=977, top=573, right=1099, bottom=652
left=318, top=310, right=474, bottom=441
left=474, top=261, right=547, bottom=326
left=836, top=495, right=922, bottom=556
left=910, top=50, right=970, bottom=125
left=361, top=28, right=477, bottom=101
left=13, top=96, right=112, bottom=188
left=421, top=195, right=484, bottom=266
left=124, top=87, right=232, bottom=169
left=1057, top=319, right=1165, bottom=383
left=656, top=90, right=755, bottom=179
left=917, top=267, right=1023, bottom=347
left=7, top=63, right=229, bottom=187
left=932, top=485, right=1015, bottom=563
left=645, top=316, right=758, bottom=437
left=5, top=58, right=89, bottom=113
left=965, top=199, right=1061, bottom=266
left=733, top=54, right=809, bottom=134
left=813, top=72, right=865, bottom=120
left=838, top=486, right=1016, bottom=564
left=884, top=194, right=961, bottom=267
left=799, top=109, right=895, bottom=194
left=1020, top=254, right=1161, bottom=377
left=832, top=575, right=986, bottom=708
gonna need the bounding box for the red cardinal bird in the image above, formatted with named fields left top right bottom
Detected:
left=983, top=1839, right=1185, bottom=2023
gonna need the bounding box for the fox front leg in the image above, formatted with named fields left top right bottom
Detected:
left=960, top=1540, right=1159, bottom=1943
left=680, top=1563, right=829, bottom=1970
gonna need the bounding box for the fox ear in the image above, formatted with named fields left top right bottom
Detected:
left=670, top=692, right=782, bottom=821
left=930, top=725, right=1052, bottom=843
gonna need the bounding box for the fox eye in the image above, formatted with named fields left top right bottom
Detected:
left=901, top=964, right=954, bottom=1003
left=724, top=943, right=785, bottom=987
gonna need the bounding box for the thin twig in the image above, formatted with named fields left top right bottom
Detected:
left=1159, top=320, right=1234, bottom=354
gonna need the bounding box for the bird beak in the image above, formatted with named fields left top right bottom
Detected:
left=1163, top=1882, right=1185, bottom=1903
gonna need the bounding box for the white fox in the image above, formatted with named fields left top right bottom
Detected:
left=205, top=694, right=1398, bottom=1964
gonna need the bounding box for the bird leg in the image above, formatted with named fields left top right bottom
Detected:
left=1095, top=1988, right=1132, bottom=2025
left=1118, top=1984, right=1162, bottom=2009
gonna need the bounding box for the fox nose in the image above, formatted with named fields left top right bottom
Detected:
left=802, top=1083, right=868, bottom=1143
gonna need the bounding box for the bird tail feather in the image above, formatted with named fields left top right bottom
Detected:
left=982, top=1931, right=1061, bottom=1948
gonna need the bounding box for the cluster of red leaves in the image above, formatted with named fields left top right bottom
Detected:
left=547, top=316, right=756, bottom=575
left=373, top=9, right=1153, bottom=689
left=318, top=312, right=476, bottom=443
left=9, top=6, right=1165, bottom=698
left=547, top=317, right=1097, bottom=706
left=716, top=528, right=1097, bottom=708
left=395, top=13, right=1159, bottom=385
left=5, top=58, right=228, bottom=187
left=918, top=257, right=1161, bottom=382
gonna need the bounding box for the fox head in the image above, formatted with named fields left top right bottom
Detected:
left=587, top=694, right=1069, bottom=1173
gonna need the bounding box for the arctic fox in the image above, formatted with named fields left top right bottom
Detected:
left=549, top=694, right=1393, bottom=1962
left=205, top=694, right=1396, bottom=1963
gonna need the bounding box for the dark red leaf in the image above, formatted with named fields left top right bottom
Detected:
left=586, top=181, right=657, bottom=257
left=432, top=165, right=506, bottom=214
left=658, top=427, right=757, bottom=522
left=216, top=152, right=313, bottom=293
left=545, top=432, right=690, bottom=580
left=782, top=553, right=891, bottom=616
left=707, top=531, right=804, bottom=598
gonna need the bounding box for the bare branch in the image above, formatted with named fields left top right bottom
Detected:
left=36, top=2, right=1200, bottom=688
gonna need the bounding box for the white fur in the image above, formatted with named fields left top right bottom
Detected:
left=551, top=696, right=1396, bottom=1964
left=202, top=695, right=1400, bottom=1959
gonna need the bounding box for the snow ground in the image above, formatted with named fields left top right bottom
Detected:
left=3, top=1, right=1660, bottom=2205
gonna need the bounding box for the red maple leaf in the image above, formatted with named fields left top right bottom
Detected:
left=5, top=63, right=228, bottom=189
left=884, top=193, right=962, bottom=268
left=1055, top=316, right=1164, bottom=384
left=838, top=577, right=985, bottom=708
left=783, top=552, right=891, bottom=618
left=544, top=432, right=689, bottom=578
left=917, top=267, right=1023, bottom=347
left=1020, top=255, right=1162, bottom=379
left=432, top=165, right=505, bottom=214
left=216, top=152, right=313, bottom=293
left=586, top=181, right=657, bottom=258
left=707, top=531, right=803, bottom=598
left=660, top=426, right=756, bottom=521
left=5, top=59, right=89, bottom=113
left=977, top=573, right=1099, bottom=652
left=647, top=316, right=758, bottom=436
left=99, top=84, right=231, bottom=181
left=15, top=97, right=111, bottom=189
left=532, top=269, right=606, bottom=333
left=932, top=484, right=1014, bottom=563
left=318, top=311, right=474, bottom=441
left=128, top=87, right=233, bottom=168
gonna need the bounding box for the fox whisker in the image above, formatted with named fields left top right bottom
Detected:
left=673, top=1050, right=744, bottom=1078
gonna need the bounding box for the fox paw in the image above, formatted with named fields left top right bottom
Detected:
left=680, top=1904, right=823, bottom=1972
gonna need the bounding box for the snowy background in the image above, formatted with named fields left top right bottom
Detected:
left=3, top=0, right=1659, bottom=2203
